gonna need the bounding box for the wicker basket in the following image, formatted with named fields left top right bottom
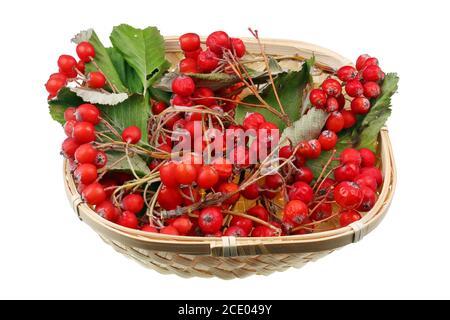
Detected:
left=64, top=38, right=396, bottom=279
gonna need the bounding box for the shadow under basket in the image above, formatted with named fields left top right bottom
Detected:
left=64, top=38, right=397, bottom=279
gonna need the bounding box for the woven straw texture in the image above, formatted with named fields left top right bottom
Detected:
left=64, top=38, right=396, bottom=279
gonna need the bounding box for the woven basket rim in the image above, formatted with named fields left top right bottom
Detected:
left=63, top=38, right=396, bottom=257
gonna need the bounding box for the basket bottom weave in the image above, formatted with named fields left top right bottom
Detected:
left=100, top=236, right=334, bottom=279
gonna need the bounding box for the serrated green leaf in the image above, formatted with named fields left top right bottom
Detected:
left=280, top=108, right=329, bottom=146
left=106, top=47, right=127, bottom=85
left=110, top=24, right=170, bottom=90
left=358, top=109, right=391, bottom=151
left=105, top=151, right=150, bottom=177
left=236, top=58, right=313, bottom=130
left=48, top=88, right=84, bottom=125
left=148, top=87, right=172, bottom=105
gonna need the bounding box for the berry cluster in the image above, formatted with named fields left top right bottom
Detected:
left=45, top=42, right=106, bottom=100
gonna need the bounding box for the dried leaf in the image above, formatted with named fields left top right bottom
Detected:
left=71, top=87, right=128, bottom=105
left=71, top=29, right=93, bottom=44
left=280, top=108, right=329, bottom=145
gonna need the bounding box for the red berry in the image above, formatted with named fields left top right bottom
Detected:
left=171, top=216, right=193, bottom=235
left=172, top=95, right=193, bottom=107
left=358, top=186, right=377, bottom=212
left=351, top=97, right=371, bottom=114
left=336, top=66, right=357, bottom=82
left=74, top=163, right=98, bottom=184
left=212, top=158, right=232, bottom=179
left=283, top=200, right=308, bottom=226
left=334, top=181, right=363, bottom=209
left=339, top=210, right=361, bottom=227
left=309, top=88, right=327, bottom=108
left=50, top=72, right=68, bottom=82
left=72, top=121, right=96, bottom=144
left=122, top=126, right=141, bottom=144
left=230, top=38, right=246, bottom=57
left=321, top=78, right=342, bottom=97
left=198, top=207, right=223, bottom=234
left=159, top=162, right=179, bottom=188
left=218, top=182, right=240, bottom=205
left=326, top=97, right=340, bottom=113
left=179, top=33, right=201, bottom=52
left=317, top=178, right=335, bottom=199
left=197, top=49, right=219, bottom=73
left=82, top=182, right=106, bottom=205
left=241, top=182, right=260, bottom=200
left=57, top=55, right=77, bottom=74
left=360, top=167, right=383, bottom=186
left=310, top=203, right=332, bottom=221
left=295, top=167, right=314, bottom=184
left=288, top=181, right=313, bottom=203
left=247, top=205, right=269, bottom=222
left=94, top=151, right=108, bottom=168
left=77, top=60, right=85, bottom=73
left=326, top=111, right=345, bottom=133
left=265, top=174, right=283, bottom=190
left=184, top=48, right=202, bottom=60
left=318, top=130, right=338, bottom=151
left=363, top=81, right=381, bottom=99
left=296, top=141, right=311, bottom=159
left=362, top=65, right=383, bottom=82
left=175, top=163, right=198, bottom=185
left=76, top=41, right=96, bottom=62
left=45, top=78, right=66, bottom=95
left=362, top=57, right=379, bottom=68
left=192, top=87, right=216, bottom=107
left=95, top=200, right=119, bottom=222
left=224, top=226, right=247, bottom=237
left=206, top=31, right=231, bottom=55
left=196, top=166, right=219, bottom=189
left=160, top=226, right=180, bottom=235
left=87, top=71, right=106, bottom=89
left=152, top=101, right=167, bottom=115
left=341, top=110, right=357, bottom=129
left=117, top=211, right=139, bottom=229
left=279, top=145, right=293, bottom=159
left=122, top=193, right=144, bottom=213
left=356, top=54, right=370, bottom=71
left=61, top=138, right=80, bottom=158
left=75, top=103, right=100, bottom=125
left=345, top=79, right=364, bottom=97
left=230, top=216, right=253, bottom=234
left=141, top=225, right=158, bottom=233
left=307, top=139, right=322, bottom=159
left=64, top=107, right=76, bottom=122
left=172, top=76, right=196, bottom=96
left=336, top=94, right=346, bottom=109
left=359, top=148, right=376, bottom=167
left=157, top=186, right=182, bottom=210
left=64, top=120, right=76, bottom=137
left=74, top=143, right=97, bottom=164
left=243, top=112, right=266, bottom=130
left=354, top=174, right=378, bottom=192
left=179, top=58, right=198, bottom=73
left=340, top=148, right=362, bottom=166
left=252, top=226, right=276, bottom=237
left=181, top=187, right=200, bottom=206
left=334, top=163, right=360, bottom=182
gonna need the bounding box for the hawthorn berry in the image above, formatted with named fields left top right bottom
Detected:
left=77, top=60, right=85, bottom=74
left=241, top=182, right=260, bottom=200
left=122, top=126, right=141, bottom=144
left=171, top=216, right=193, bottom=235
left=243, top=112, right=265, bottom=131
left=122, top=193, right=145, bottom=213
left=76, top=104, right=100, bottom=125
left=87, top=71, right=106, bottom=89
left=354, top=174, right=378, bottom=192
left=363, top=82, right=381, bottom=99
left=358, top=186, right=377, bottom=212
left=206, top=31, right=231, bottom=55
left=152, top=101, right=167, bottom=115
left=317, top=178, right=335, bottom=199
left=224, top=226, right=247, bottom=237
left=192, top=87, right=216, bottom=106
left=117, top=211, right=139, bottom=229
left=74, top=143, right=98, bottom=164
left=76, top=41, right=96, bottom=62
left=72, top=121, right=96, bottom=144
left=160, top=226, right=180, bottom=235
left=310, top=203, right=332, bottom=221
left=45, top=78, right=66, bottom=95
left=159, top=162, right=179, bottom=187
left=95, top=200, right=119, bottom=222
left=179, top=33, right=201, bottom=52
left=279, top=145, right=293, bottom=159
left=309, top=88, right=327, bottom=108
left=283, top=200, right=308, bottom=226
left=196, top=166, right=219, bottom=189
left=307, top=139, right=322, bottom=159
left=50, top=72, right=68, bottom=82
left=334, top=181, right=363, bottom=209
left=64, top=120, right=76, bottom=137
left=340, top=148, right=362, bottom=166
left=57, top=55, right=77, bottom=74
left=181, top=187, right=201, bottom=206
left=345, top=79, right=364, bottom=97
left=198, top=207, right=223, bottom=234
left=61, top=138, right=80, bottom=158
left=294, top=167, right=314, bottom=184
left=64, top=107, right=76, bottom=121
left=363, top=65, right=383, bottom=82
left=94, top=151, right=107, bottom=168
left=218, top=182, right=240, bottom=205
left=351, top=97, right=371, bottom=114
left=362, top=57, right=379, bottom=68
left=212, top=158, right=232, bottom=179
left=265, top=174, right=283, bottom=190
left=185, top=48, right=202, bottom=60
left=247, top=205, right=269, bottom=222
left=359, top=148, right=376, bottom=167
left=230, top=38, right=246, bottom=57
left=356, top=54, right=370, bottom=71
left=326, top=97, right=340, bottom=113
left=141, top=225, right=158, bottom=233
left=197, top=49, right=219, bottom=72
left=74, top=163, right=98, bottom=184
left=334, top=162, right=360, bottom=182
left=341, top=110, right=357, bottom=129
left=336, top=66, right=357, bottom=82
left=175, top=163, right=198, bottom=185
left=172, top=94, right=193, bottom=107
left=230, top=216, right=253, bottom=234
left=179, top=58, right=198, bottom=73
left=252, top=226, right=276, bottom=237
left=288, top=181, right=313, bottom=203
left=360, top=167, right=383, bottom=186
left=339, top=210, right=362, bottom=227
left=322, top=78, right=342, bottom=97
left=82, top=182, right=106, bottom=205
left=318, top=130, right=338, bottom=151
left=172, top=76, right=196, bottom=96
left=157, top=186, right=182, bottom=210
left=326, top=111, right=345, bottom=133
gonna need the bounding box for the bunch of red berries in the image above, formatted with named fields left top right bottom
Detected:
left=45, top=41, right=106, bottom=100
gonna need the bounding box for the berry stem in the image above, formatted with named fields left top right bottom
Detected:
left=312, top=149, right=336, bottom=191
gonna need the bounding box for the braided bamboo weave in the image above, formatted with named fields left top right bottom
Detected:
left=63, top=38, right=396, bottom=279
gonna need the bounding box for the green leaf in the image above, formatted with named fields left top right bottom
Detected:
left=187, top=72, right=241, bottom=91
left=280, top=108, right=329, bottom=146
left=110, top=24, right=170, bottom=90
left=48, top=88, right=83, bottom=125
left=77, top=31, right=128, bottom=93
left=358, top=109, right=392, bottom=151
left=148, top=87, right=172, bottom=105
left=99, top=94, right=150, bottom=144
left=106, top=47, right=127, bottom=84
left=105, top=151, right=150, bottom=177
left=236, top=58, right=313, bottom=130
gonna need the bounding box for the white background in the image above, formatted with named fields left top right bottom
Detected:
left=0, top=0, right=449, bottom=300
